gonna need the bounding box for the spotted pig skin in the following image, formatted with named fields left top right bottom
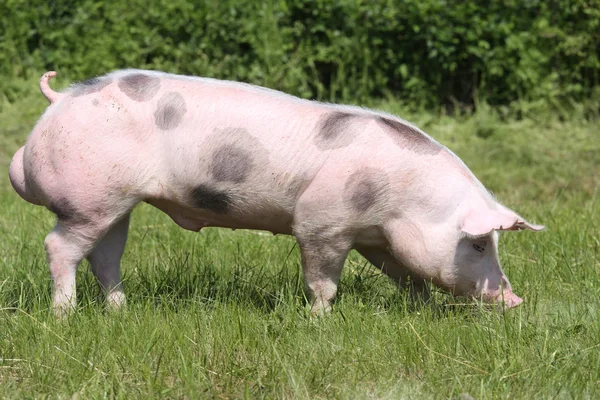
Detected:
left=9, top=70, right=544, bottom=315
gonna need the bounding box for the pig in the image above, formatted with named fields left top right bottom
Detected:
left=9, top=70, right=544, bottom=316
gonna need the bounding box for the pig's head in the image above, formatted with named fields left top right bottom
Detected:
left=449, top=203, right=544, bottom=308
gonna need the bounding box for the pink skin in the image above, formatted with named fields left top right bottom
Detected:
left=9, top=70, right=544, bottom=315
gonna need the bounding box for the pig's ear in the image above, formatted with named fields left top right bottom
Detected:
left=461, top=206, right=545, bottom=237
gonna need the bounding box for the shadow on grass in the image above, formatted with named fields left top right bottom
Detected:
left=1, top=252, right=498, bottom=319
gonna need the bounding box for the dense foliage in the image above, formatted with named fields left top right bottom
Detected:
left=1, top=0, right=599, bottom=113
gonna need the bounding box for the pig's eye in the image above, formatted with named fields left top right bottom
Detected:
left=473, top=243, right=486, bottom=253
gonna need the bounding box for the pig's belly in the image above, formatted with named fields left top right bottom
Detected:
left=147, top=199, right=389, bottom=250
left=147, top=198, right=295, bottom=235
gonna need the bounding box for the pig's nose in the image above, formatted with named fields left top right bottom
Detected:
left=496, top=291, right=523, bottom=308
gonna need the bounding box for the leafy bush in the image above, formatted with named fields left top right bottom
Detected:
left=1, top=0, right=598, bottom=114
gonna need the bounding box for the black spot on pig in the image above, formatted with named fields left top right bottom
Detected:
left=92, top=99, right=100, bottom=106
left=154, top=92, right=187, bottom=130
left=377, top=117, right=442, bottom=155
left=209, top=145, right=254, bottom=183
left=320, top=112, right=354, bottom=140
left=49, top=198, right=87, bottom=222
left=315, top=112, right=359, bottom=150
left=202, top=128, right=269, bottom=184
left=344, top=168, right=389, bottom=212
left=71, top=77, right=112, bottom=97
left=350, top=182, right=377, bottom=212
left=118, top=73, right=161, bottom=102
left=190, top=185, right=231, bottom=213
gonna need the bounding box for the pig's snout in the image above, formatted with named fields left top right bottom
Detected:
left=468, top=276, right=523, bottom=308
left=481, top=283, right=523, bottom=308
left=9, top=146, right=41, bottom=205
left=487, top=290, right=523, bottom=308
left=486, top=276, right=523, bottom=308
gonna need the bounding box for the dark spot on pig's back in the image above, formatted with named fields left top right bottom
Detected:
left=315, top=112, right=358, bottom=150
left=71, top=77, right=112, bottom=97
left=210, top=145, right=254, bottom=183
left=154, top=92, right=187, bottom=130
left=319, top=112, right=354, bottom=141
left=377, top=117, right=442, bottom=156
left=118, top=73, right=161, bottom=102
left=344, top=168, right=389, bottom=212
left=190, top=184, right=231, bottom=213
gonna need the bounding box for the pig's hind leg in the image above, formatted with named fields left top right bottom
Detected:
left=87, top=214, right=130, bottom=309
left=44, top=200, right=136, bottom=316
left=356, top=247, right=430, bottom=303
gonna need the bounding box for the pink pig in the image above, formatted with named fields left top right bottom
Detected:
left=9, top=70, right=544, bottom=315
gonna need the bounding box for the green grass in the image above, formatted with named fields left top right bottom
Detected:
left=1, top=80, right=599, bottom=399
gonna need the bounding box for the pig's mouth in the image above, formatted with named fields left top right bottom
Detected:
left=483, top=290, right=523, bottom=308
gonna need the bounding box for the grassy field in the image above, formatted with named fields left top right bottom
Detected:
left=0, top=80, right=598, bottom=399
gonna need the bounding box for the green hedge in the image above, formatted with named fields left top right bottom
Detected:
left=1, top=0, right=599, bottom=113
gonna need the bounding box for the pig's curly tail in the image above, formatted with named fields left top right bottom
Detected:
left=40, top=71, right=64, bottom=104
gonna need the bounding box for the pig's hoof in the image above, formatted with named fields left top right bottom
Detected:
left=53, top=303, right=76, bottom=319
left=106, top=291, right=127, bottom=310
left=310, top=301, right=332, bottom=317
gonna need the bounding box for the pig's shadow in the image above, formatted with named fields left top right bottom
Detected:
left=75, top=258, right=304, bottom=313
left=76, top=257, right=467, bottom=318
left=3, top=254, right=476, bottom=318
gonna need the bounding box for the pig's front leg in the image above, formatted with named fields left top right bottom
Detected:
left=356, top=247, right=430, bottom=302
left=87, top=214, right=130, bottom=309
left=294, top=221, right=353, bottom=315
